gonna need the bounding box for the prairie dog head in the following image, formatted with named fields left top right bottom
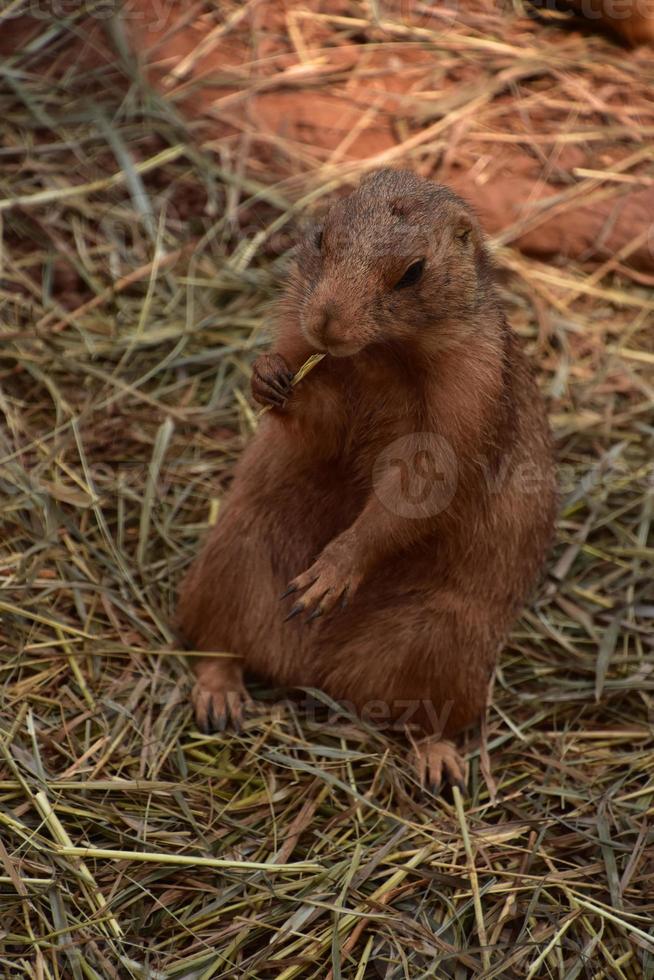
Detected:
left=288, top=169, right=493, bottom=358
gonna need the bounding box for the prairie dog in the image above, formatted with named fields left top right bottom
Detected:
left=176, top=169, right=557, bottom=790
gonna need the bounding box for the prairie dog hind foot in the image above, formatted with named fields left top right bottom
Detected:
left=192, top=656, right=252, bottom=733
left=413, top=738, right=467, bottom=796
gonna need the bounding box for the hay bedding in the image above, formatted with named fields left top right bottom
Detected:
left=0, top=2, right=653, bottom=978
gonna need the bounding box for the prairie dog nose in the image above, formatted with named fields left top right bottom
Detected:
left=311, top=301, right=343, bottom=347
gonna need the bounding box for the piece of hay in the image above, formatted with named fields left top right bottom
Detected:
left=258, top=352, right=326, bottom=416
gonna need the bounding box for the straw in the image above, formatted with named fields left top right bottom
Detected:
left=0, top=5, right=652, bottom=976
left=258, top=353, right=327, bottom=416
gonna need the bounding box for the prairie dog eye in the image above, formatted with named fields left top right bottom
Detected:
left=314, top=228, right=323, bottom=251
left=393, top=258, right=425, bottom=290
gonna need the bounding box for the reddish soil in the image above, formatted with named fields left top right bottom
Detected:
left=123, top=0, right=654, bottom=271
left=4, top=1, right=654, bottom=271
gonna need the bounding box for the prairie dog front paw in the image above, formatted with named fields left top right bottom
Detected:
left=283, top=547, right=363, bottom=621
left=251, top=353, right=294, bottom=409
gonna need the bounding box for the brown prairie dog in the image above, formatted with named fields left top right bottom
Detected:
left=176, top=169, right=557, bottom=792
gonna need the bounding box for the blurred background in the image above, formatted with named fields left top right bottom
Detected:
left=0, top=2, right=653, bottom=977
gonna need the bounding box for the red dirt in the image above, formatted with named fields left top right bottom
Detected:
left=123, top=0, right=654, bottom=271
left=4, top=2, right=653, bottom=271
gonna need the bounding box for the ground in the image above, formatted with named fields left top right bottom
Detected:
left=0, top=3, right=653, bottom=978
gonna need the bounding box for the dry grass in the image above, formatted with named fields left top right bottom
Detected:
left=0, top=4, right=653, bottom=978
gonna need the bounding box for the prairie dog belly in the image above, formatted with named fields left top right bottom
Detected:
left=234, top=436, right=367, bottom=576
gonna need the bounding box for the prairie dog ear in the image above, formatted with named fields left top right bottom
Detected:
left=388, top=195, right=417, bottom=219
left=453, top=210, right=477, bottom=247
